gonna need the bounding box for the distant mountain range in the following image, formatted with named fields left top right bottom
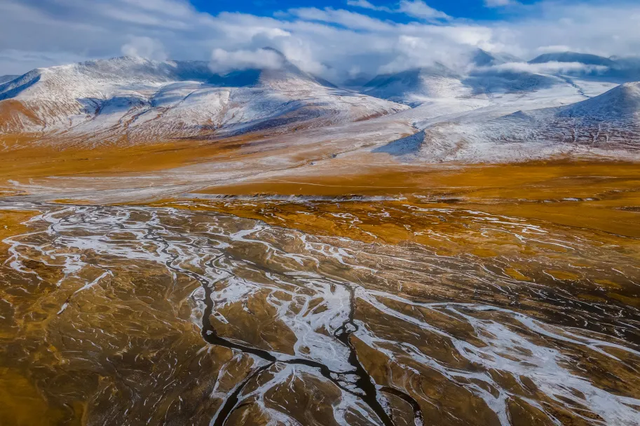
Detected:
left=528, top=52, right=616, bottom=67
left=361, top=63, right=470, bottom=106
left=527, top=51, right=640, bottom=81
left=374, top=81, right=640, bottom=162
left=0, top=50, right=406, bottom=143
left=1, top=48, right=639, bottom=162
left=357, top=50, right=640, bottom=104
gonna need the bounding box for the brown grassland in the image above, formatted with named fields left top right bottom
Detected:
left=0, top=133, right=639, bottom=425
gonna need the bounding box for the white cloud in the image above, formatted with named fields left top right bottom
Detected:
left=484, top=0, right=516, bottom=7
left=494, top=3, right=640, bottom=59
left=378, top=33, right=475, bottom=73
left=398, top=0, right=450, bottom=21
left=492, top=61, right=609, bottom=75
left=121, top=36, right=168, bottom=61
left=346, top=0, right=449, bottom=20
left=286, top=8, right=394, bottom=31
left=209, top=48, right=285, bottom=74
left=346, top=0, right=386, bottom=11
left=1, top=0, right=640, bottom=82
left=536, top=45, right=575, bottom=54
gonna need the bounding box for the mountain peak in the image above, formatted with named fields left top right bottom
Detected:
left=529, top=51, right=614, bottom=67
left=472, top=49, right=521, bottom=67
left=363, top=63, right=470, bottom=105
left=259, top=47, right=287, bottom=59
left=365, top=63, right=460, bottom=87
left=559, top=81, right=640, bottom=120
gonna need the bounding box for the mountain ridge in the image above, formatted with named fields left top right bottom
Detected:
left=529, top=52, right=615, bottom=67
left=362, top=63, right=472, bottom=105
left=1, top=54, right=639, bottom=163
left=0, top=54, right=407, bottom=141
left=381, top=81, right=640, bottom=163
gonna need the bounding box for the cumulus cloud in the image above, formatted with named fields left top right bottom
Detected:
left=121, top=36, right=168, bottom=61
left=1, top=0, right=640, bottom=82
left=209, top=48, right=285, bottom=74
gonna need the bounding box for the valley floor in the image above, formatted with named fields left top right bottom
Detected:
left=0, top=136, right=639, bottom=425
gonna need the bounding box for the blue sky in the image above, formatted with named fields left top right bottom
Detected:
left=195, top=0, right=534, bottom=20
left=0, top=0, right=639, bottom=78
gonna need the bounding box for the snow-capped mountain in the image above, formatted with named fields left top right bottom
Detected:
left=529, top=52, right=615, bottom=67
left=375, top=81, right=640, bottom=162
left=2, top=49, right=640, bottom=163
left=362, top=63, right=472, bottom=105
left=464, top=68, right=564, bottom=96
left=513, top=81, right=640, bottom=147
left=361, top=52, right=592, bottom=105
left=471, top=49, right=521, bottom=67
left=466, top=50, right=638, bottom=97
left=526, top=51, right=640, bottom=83
left=559, top=81, right=640, bottom=120
left=0, top=52, right=407, bottom=143
left=485, top=81, right=640, bottom=147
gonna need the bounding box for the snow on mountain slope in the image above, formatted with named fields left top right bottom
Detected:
left=362, top=58, right=587, bottom=106
left=464, top=68, right=563, bottom=96
left=375, top=75, right=611, bottom=133
left=560, top=81, right=640, bottom=120
left=370, top=82, right=640, bottom=163
left=471, top=49, right=522, bottom=67
left=0, top=56, right=215, bottom=133
left=362, top=64, right=473, bottom=105
left=0, top=54, right=407, bottom=142
left=483, top=82, right=640, bottom=147
left=2, top=50, right=637, bottom=163
left=465, top=51, right=617, bottom=97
